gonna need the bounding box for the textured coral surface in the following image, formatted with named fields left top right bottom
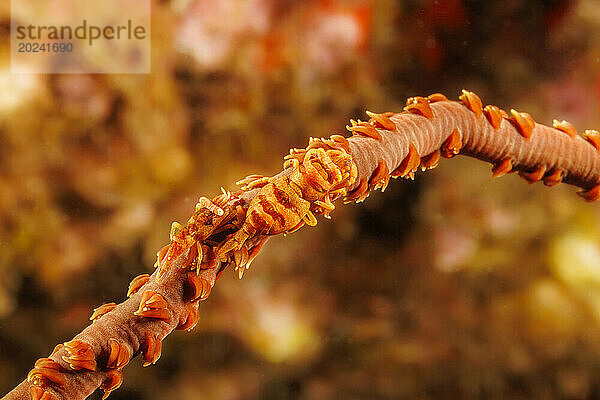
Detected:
left=3, top=0, right=600, bottom=399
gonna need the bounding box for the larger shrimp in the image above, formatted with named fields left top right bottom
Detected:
left=217, top=147, right=357, bottom=274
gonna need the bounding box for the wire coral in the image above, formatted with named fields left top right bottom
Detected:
left=4, top=90, right=600, bottom=400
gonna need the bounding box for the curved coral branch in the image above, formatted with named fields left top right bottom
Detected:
left=4, top=256, right=220, bottom=400
left=4, top=90, right=600, bottom=400
left=345, top=91, right=600, bottom=203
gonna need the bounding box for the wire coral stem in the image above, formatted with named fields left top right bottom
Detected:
left=5, top=90, right=600, bottom=400
left=348, top=97, right=600, bottom=195
left=3, top=260, right=222, bottom=400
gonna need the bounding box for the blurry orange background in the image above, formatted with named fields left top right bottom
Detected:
left=3, top=1, right=600, bottom=399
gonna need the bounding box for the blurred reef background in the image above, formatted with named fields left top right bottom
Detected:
left=3, top=0, right=600, bottom=399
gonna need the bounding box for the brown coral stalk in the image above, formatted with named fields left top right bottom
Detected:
left=4, top=263, right=219, bottom=400
left=347, top=95, right=600, bottom=197
left=4, top=90, right=600, bottom=400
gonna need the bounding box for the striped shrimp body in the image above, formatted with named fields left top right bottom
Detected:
left=217, top=148, right=357, bottom=273
left=155, top=193, right=235, bottom=282
left=221, top=175, right=311, bottom=252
